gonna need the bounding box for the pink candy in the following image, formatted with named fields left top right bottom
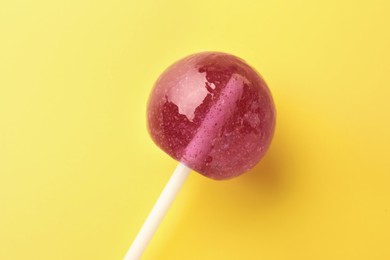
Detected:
left=147, top=52, right=275, bottom=180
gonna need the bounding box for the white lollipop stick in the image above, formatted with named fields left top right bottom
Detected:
left=123, top=162, right=191, bottom=260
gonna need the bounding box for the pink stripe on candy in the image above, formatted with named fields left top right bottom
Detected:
left=182, top=74, right=244, bottom=166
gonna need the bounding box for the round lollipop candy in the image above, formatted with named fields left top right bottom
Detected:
left=124, top=52, right=275, bottom=259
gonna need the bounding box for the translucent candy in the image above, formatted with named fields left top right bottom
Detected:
left=147, top=52, right=275, bottom=180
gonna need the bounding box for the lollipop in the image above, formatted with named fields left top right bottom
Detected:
left=124, top=52, right=275, bottom=259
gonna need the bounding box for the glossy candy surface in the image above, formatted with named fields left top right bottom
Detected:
left=147, top=52, right=275, bottom=180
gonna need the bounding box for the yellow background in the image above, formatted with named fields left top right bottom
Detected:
left=1, top=0, right=389, bottom=259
